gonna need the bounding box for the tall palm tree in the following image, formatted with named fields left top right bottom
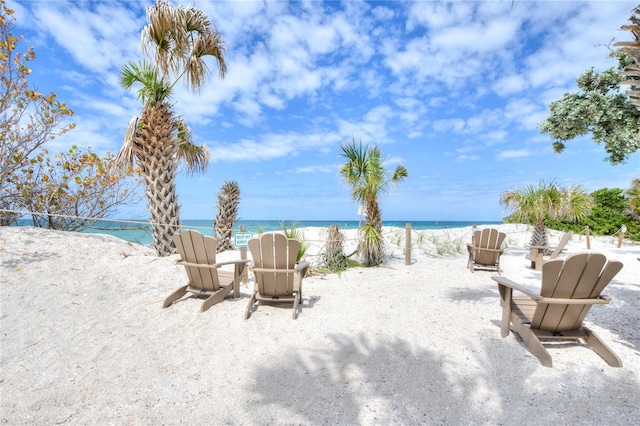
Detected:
left=500, top=180, right=594, bottom=247
left=340, top=138, right=408, bottom=266
left=117, top=0, right=227, bottom=256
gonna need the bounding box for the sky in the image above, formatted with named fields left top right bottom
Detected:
left=9, top=0, right=640, bottom=222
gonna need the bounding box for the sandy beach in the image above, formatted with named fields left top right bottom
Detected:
left=1, top=224, right=639, bottom=425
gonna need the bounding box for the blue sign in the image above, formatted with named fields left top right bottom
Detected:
left=234, top=232, right=253, bottom=248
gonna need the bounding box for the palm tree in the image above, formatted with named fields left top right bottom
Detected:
left=339, top=138, right=408, bottom=266
left=500, top=180, right=594, bottom=248
left=117, top=0, right=227, bottom=256
left=214, top=181, right=241, bottom=252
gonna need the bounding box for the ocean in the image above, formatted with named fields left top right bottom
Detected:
left=14, top=219, right=502, bottom=246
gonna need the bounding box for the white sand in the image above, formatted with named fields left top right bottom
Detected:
left=1, top=224, right=639, bottom=425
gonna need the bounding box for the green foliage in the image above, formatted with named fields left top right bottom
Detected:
left=0, top=1, right=138, bottom=229
left=280, top=221, right=308, bottom=262
left=501, top=179, right=594, bottom=247
left=626, top=178, right=640, bottom=221
left=0, top=0, right=76, bottom=223
left=7, top=146, right=139, bottom=230
left=546, top=187, right=640, bottom=240
left=501, top=180, right=594, bottom=225
left=538, top=53, right=640, bottom=164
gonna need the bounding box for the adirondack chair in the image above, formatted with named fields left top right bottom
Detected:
left=245, top=233, right=309, bottom=319
left=527, top=231, right=572, bottom=271
left=163, top=230, right=248, bottom=312
left=466, top=228, right=506, bottom=274
left=492, top=252, right=624, bottom=367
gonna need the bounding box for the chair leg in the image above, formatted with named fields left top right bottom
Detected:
left=244, top=292, right=257, bottom=320
left=201, top=286, right=233, bottom=313
left=292, top=293, right=299, bottom=319
left=232, top=263, right=246, bottom=299
left=512, top=321, right=553, bottom=367
left=498, top=286, right=513, bottom=338
left=162, top=285, right=188, bottom=308
left=583, top=327, right=623, bottom=367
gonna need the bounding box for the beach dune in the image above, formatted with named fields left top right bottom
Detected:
left=1, top=224, right=639, bottom=424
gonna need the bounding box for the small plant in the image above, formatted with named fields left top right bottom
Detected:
left=322, top=224, right=349, bottom=272
left=418, top=233, right=466, bottom=257
left=280, top=221, right=308, bottom=262
left=391, top=229, right=403, bottom=247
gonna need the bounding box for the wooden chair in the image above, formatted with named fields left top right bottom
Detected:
left=527, top=231, right=572, bottom=271
left=163, top=230, right=247, bottom=312
left=466, top=228, right=506, bottom=274
left=492, top=252, right=624, bottom=367
left=245, top=233, right=309, bottom=319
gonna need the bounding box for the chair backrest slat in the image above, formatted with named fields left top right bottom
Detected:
left=532, top=252, right=621, bottom=331
left=249, top=233, right=300, bottom=297
left=472, top=228, right=505, bottom=266
left=173, top=230, right=220, bottom=291
left=548, top=231, right=572, bottom=260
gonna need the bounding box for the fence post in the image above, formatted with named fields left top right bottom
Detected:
left=405, top=223, right=412, bottom=265
left=239, top=225, right=249, bottom=284
left=618, top=225, right=627, bottom=248
left=585, top=226, right=591, bottom=250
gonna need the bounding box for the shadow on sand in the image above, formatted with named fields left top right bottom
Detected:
left=247, top=332, right=639, bottom=423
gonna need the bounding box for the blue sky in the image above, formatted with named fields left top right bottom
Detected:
left=10, top=0, right=640, bottom=221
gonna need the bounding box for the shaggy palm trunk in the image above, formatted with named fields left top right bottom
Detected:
left=135, top=103, right=181, bottom=256
left=213, top=181, right=240, bottom=253
left=529, top=220, right=549, bottom=251
left=324, top=224, right=347, bottom=271
left=360, top=199, right=384, bottom=266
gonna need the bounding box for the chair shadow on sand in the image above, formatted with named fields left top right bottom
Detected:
left=247, top=332, right=640, bottom=423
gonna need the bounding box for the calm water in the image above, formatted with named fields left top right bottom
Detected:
left=14, top=219, right=502, bottom=246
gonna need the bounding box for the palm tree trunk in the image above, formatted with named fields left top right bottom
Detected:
left=530, top=219, right=550, bottom=250
left=360, top=199, right=384, bottom=266
left=135, top=103, right=181, bottom=256
left=214, top=181, right=240, bottom=252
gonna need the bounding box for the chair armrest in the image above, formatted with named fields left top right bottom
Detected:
left=176, top=260, right=219, bottom=269
left=215, top=259, right=250, bottom=267
left=296, top=261, right=310, bottom=278
left=491, top=276, right=540, bottom=300
left=176, top=259, right=248, bottom=273
left=251, top=268, right=301, bottom=274
left=537, top=296, right=611, bottom=305
left=481, top=248, right=503, bottom=253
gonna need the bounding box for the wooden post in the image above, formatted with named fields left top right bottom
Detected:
left=585, top=226, right=591, bottom=250
left=405, top=223, right=412, bottom=265
left=239, top=225, right=248, bottom=284
left=618, top=225, right=627, bottom=248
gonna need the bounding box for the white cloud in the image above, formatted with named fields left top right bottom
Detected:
left=493, top=74, right=529, bottom=97
left=497, top=149, right=532, bottom=160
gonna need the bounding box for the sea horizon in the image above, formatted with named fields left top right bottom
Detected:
left=14, top=218, right=503, bottom=246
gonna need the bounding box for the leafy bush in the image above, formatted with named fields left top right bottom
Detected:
left=546, top=187, right=639, bottom=241
left=280, top=221, right=308, bottom=262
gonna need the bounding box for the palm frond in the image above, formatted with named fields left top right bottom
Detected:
left=115, top=116, right=139, bottom=170
left=120, top=60, right=170, bottom=106
left=142, top=0, right=175, bottom=76
left=175, top=119, right=209, bottom=174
